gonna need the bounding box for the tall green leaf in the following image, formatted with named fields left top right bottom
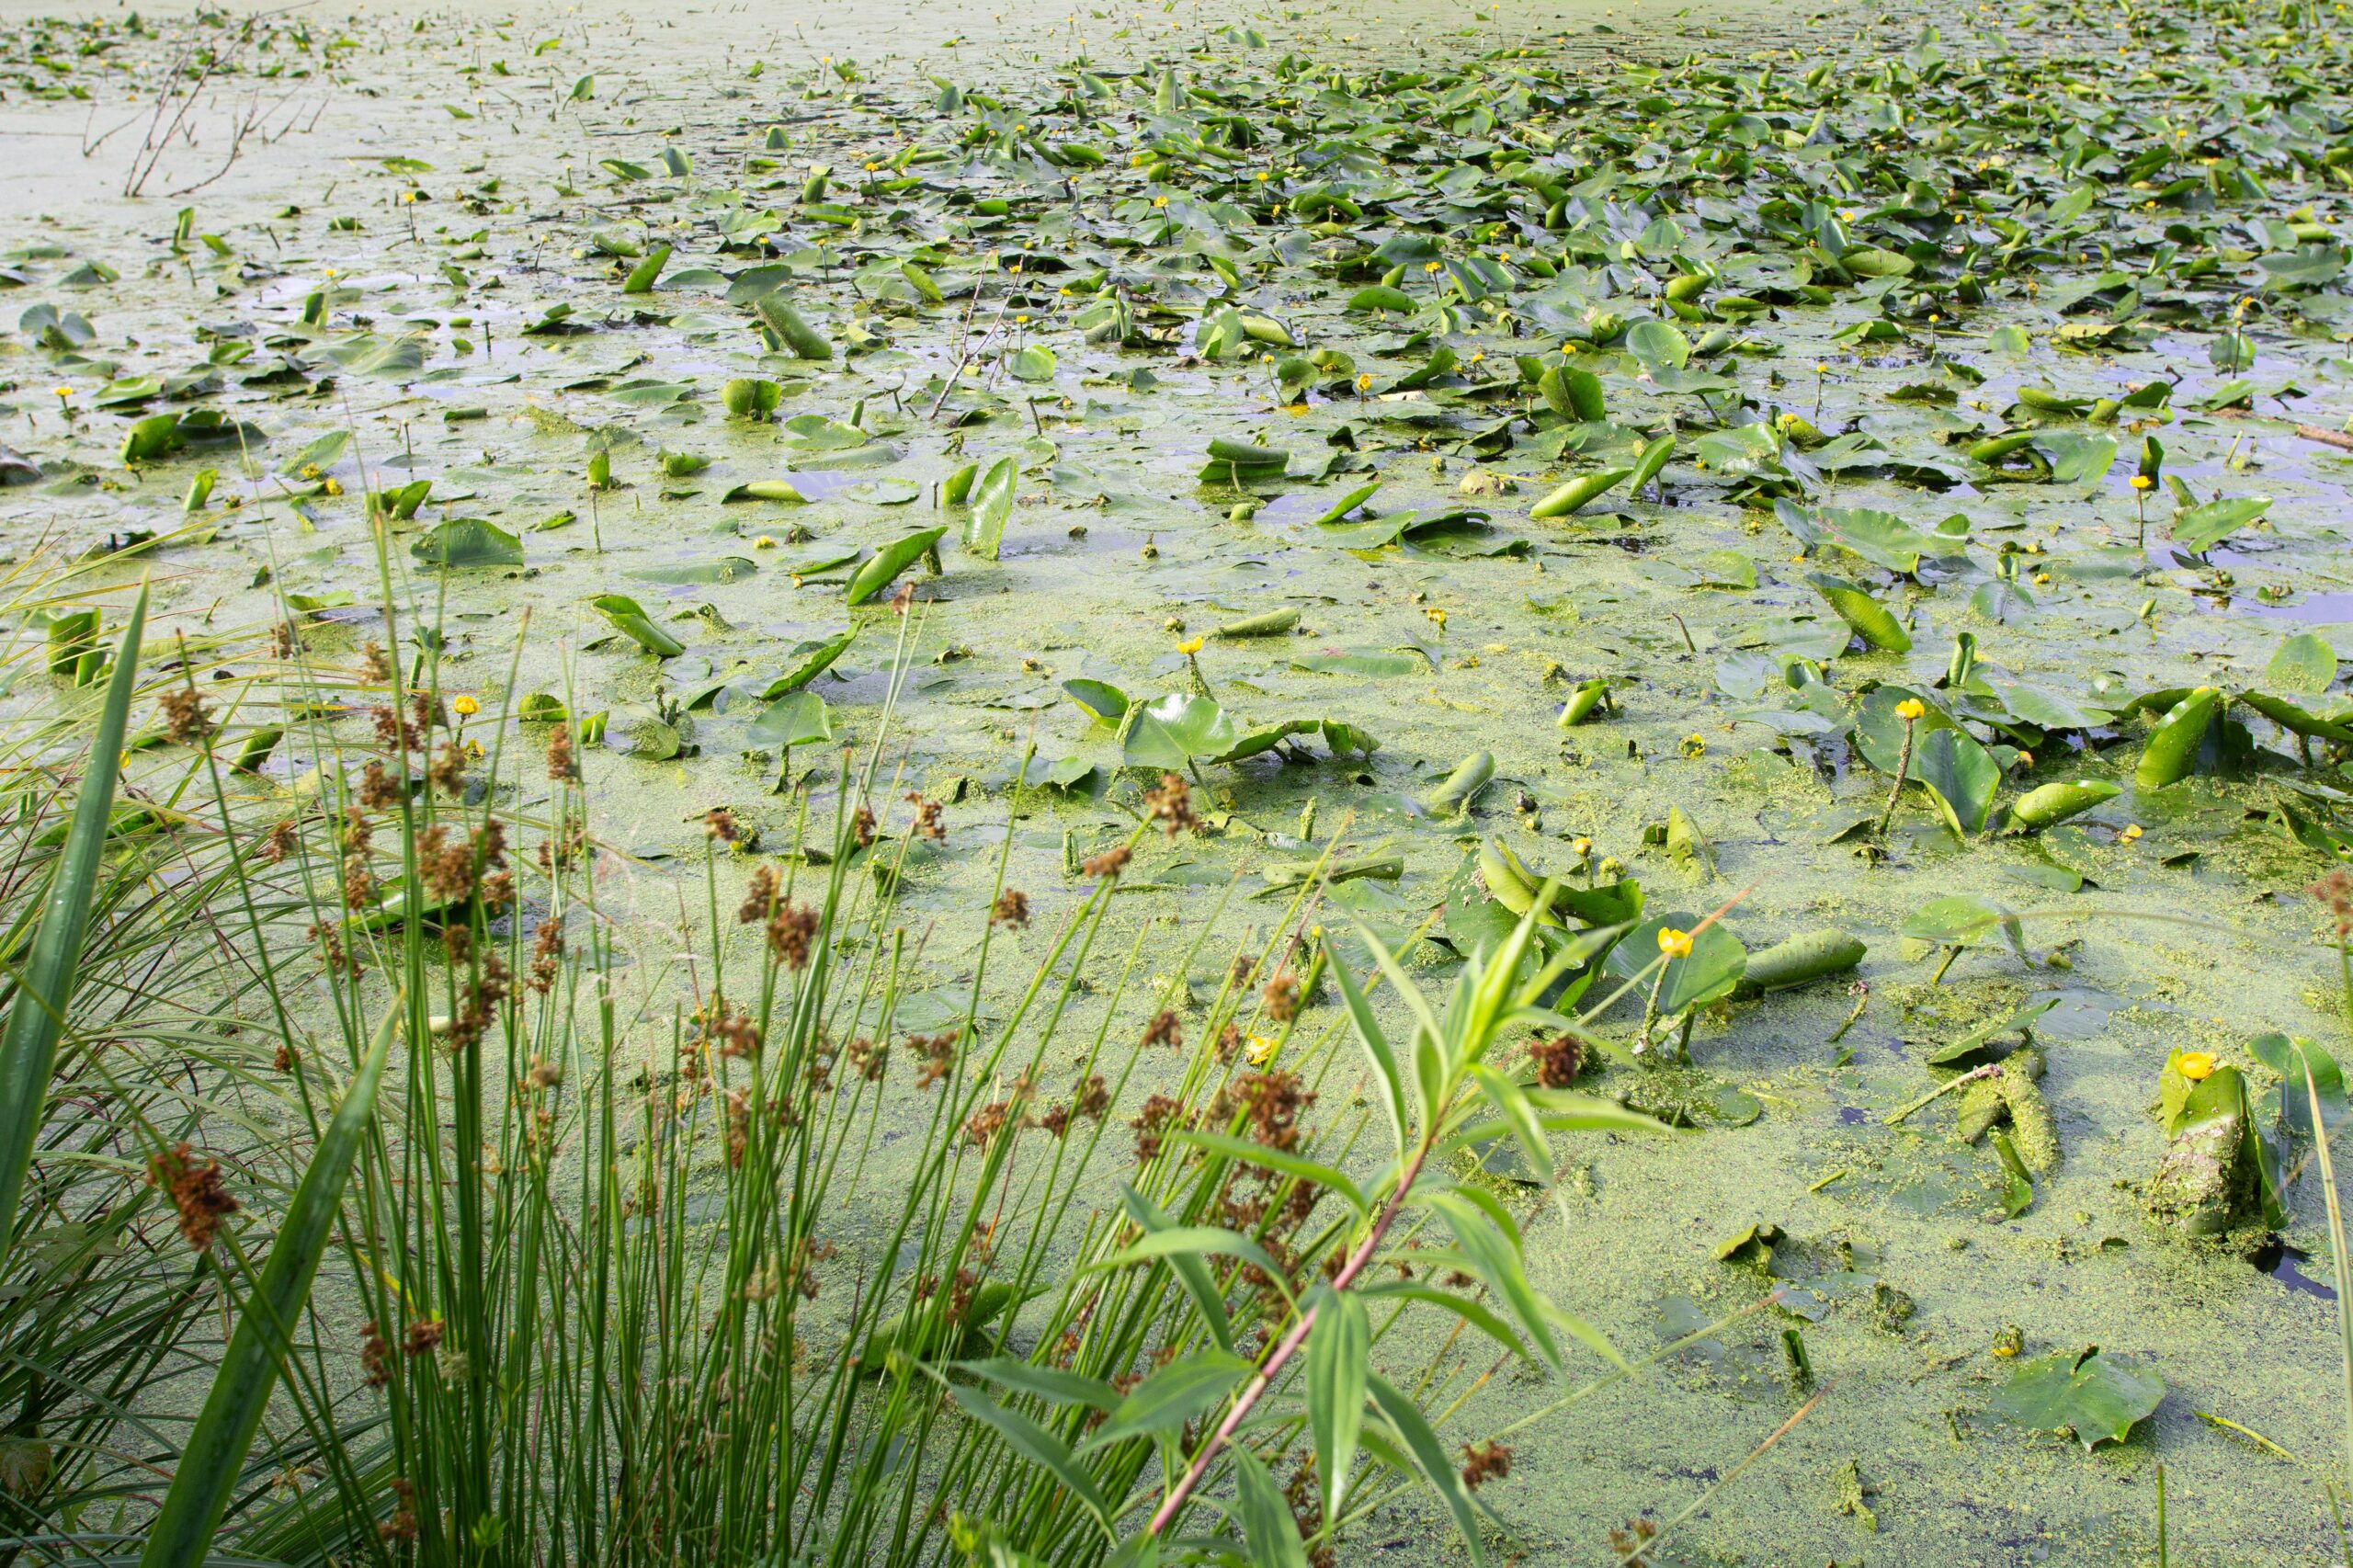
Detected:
left=1367, top=1373, right=1488, bottom=1567
left=138, top=1007, right=395, bottom=1567
left=1230, top=1443, right=1313, bottom=1568
left=0, top=585, right=146, bottom=1260
left=949, top=1386, right=1113, bottom=1537
left=1307, top=1286, right=1368, bottom=1520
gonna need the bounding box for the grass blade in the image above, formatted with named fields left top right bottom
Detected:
left=0, top=585, right=147, bottom=1262
left=137, top=1006, right=397, bottom=1568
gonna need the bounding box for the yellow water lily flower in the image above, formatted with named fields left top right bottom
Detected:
left=1658, top=926, right=1694, bottom=960
left=2177, top=1051, right=2216, bottom=1082
left=451, top=695, right=481, bottom=717
left=1895, top=698, right=1927, bottom=722
left=1176, top=636, right=1203, bottom=655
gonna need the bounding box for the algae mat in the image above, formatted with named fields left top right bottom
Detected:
left=5, top=0, right=2353, bottom=1559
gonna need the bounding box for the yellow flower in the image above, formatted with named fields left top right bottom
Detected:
left=1424, top=261, right=1441, bottom=273
left=1895, top=698, right=1927, bottom=722
left=451, top=695, right=481, bottom=717
left=1658, top=926, right=1694, bottom=960
left=322, top=477, right=344, bottom=496
left=1681, top=733, right=1706, bottom=757
left=1572, top=836, right=1593, bottom=857
left=51, top=386, right=72, bottom=399
left=1354, top=372, right=1372, bottom=391
left=2131, top=474, right=2154, bottom=490
left=755, top=535, right=777, bottom=549
left=2120, top=824, right=2143, bottom=844
left=2177, top=1051, right=2216, bottom=1081
left=1153, top=195, right=1168, bottom=208
left=1245, top=1033, right=1279, bottom=1066
left=1426, top=608, right=1447, bottom=629
left=1814, top=362, right=1828, bottom=374
left=1176, top=636, right=1204, bottom=655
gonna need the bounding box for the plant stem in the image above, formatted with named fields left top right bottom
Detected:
left=1882, top=1063, right=1998, bottom=1126
left=2306, top=1058, right=2353, bottom=1501
left=1875, top=716, right=1916, bottom=837
left=1144, top=1140, right=1432, bottom=1539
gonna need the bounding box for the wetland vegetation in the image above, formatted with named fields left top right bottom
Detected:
left=6, top=0, right=2353, bottom=1561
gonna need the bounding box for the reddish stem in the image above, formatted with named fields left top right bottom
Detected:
left=1143, top=1141, right=1428, bottom=1539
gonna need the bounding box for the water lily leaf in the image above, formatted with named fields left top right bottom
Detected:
left=1063, top=679, right=1131, bottom=727
left=759, top=631, right=854, bottom=698
left=2266, top=632, right=2337, bottom=697
left=2171, top=495, right=2270, bottom=552
left=1990, top=1347, right=2164, bottom=1451
left=1806, top=573, right=1911, bottom=653
left=1901, top=894, right=2023, bottom=958
left=1810, top=506, right=1946, bottom=574
left=1604, top=915, right=1745, bottom=1017
left=965, top=456, right=1017, bottom=559
left=1914, top=725, right=2000, bottom=836
left=591, top=593, right=685, bottom=658
left=846, top=526, right=946, bottom=606
left=1626, top=319, right=1691, bottom=370
left=1007, top=345, right=1056, bottom=381
left=746, top=689, right=831, bottom=749
left=630, top=556, right=756, bottom=585
left=411, top=518, right=523, bottom=569
left=1122, top=694, right=1238, bottom=770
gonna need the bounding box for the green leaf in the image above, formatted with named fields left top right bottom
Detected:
left=949, top=1387, right=1113, bottom=1537
left=1366, top=1374, right=1489, bottom=1567
left=1091, top=1224, right=1290, bottom=1301
left=1077, top=1350, right=1251, bottom=1452
left=138, top=1008, right=394, bottom=1567
left=746, top=690, right=830, bottom=749
left=1421, top=1187, right=1559, bottom=1371
left=1229, top=1445, right=1313, bottom=1568
left=1989, top=1347, right=2164, bottom=1451
left=1992, top=1130, right=2035, bottom=1218
left=1121, top=694, right=1238, bottom=770
left=2171, top=495, right=2271, bottom=552
left=954, top=1358, right=1119, bottom=1413
left=1063, top=679, right=1131, bottom=727
left=1165, top=1129, right=1370, bottom=1215
left=2267, top=632, right=2337, bottom=697
left=722, top=379, right=782, bottom=418
left=1330, top=949, right=1408, bottom=1153
left=410, top=517, right=524, bottom=569
left=758, top=630, right=854, bottom=698
left=1307, top=1287, right=1369, bottom=1522
left=1625, top=319, right=1691, bottom=369
left=591, top=593, right=685, bottom=658
left=1806, top=572, right=1911, bottom=653
left=1007, top=345, right=1057, bottom=381
left=846, top=526, right=947, bottom=606
left=1604, top=916, right=1745, bottom=1016
left=966, top=456, right=1017, bottom=559
left=1117, top=1187, right=1233, bottom=1353
left=1914, top=725, right=2000, bottom=836
left=0, top=589, right=146, bottom=1257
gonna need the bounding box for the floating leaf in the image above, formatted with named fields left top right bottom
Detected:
left=1990, top=1348, right=2164, bottom=1451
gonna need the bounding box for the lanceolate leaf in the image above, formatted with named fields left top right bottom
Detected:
left=1077, top=1350, right=1251, bottom=1452
left=1307, top=1285, right=1369, bottom=1521
left=949, top=1386, right=1114, bottom=1537
left=1367, top=1373, right=1489, bottom=1567
left=1229, top=1444, right=1313, bottom=1568
left=138, top=1006, right=395, bottom=1568
left=0, top=587, right=147, bottom=1259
